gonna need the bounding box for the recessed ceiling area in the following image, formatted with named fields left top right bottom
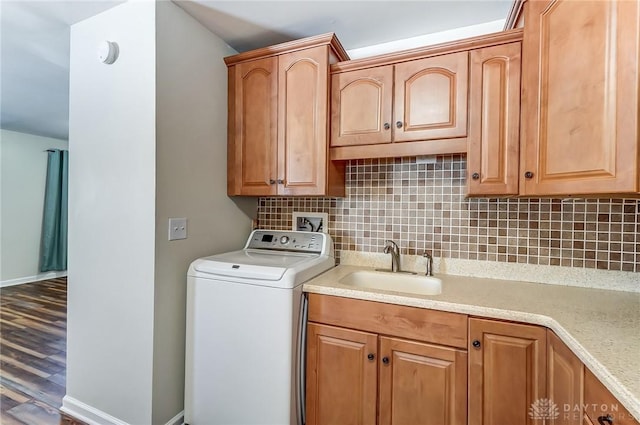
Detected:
left=0, top=0, right=512, bottom=141
left=176, top=1, right=511, bottom=53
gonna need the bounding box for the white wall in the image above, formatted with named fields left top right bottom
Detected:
left=347, top=19, right=506, bottom=58
left=152, top=2, right=254, bottom=423
left=65, top=2, right=157, bottom=424
left=0, top=129, right=68, bottom=285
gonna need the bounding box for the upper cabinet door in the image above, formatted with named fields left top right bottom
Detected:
left=229, top=57, right=278, bottom=196
left=278, top=46, right=329, bottom=196
left=331, top=66, right=394, bottom=147
left=520, top=0, right=640, bottom=196
left=394, top=52, right=469, bottom=142
left=467, top=42, right=522, bottom=196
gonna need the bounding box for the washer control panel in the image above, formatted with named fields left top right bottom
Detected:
left=247, top=230, right=324, bottom=253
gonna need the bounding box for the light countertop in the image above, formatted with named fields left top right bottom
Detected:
left=303, top=264, right=640, bottom=419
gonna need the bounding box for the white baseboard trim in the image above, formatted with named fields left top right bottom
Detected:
left=1, top=271, right=67, bottom=288
left=61, top=396, right=129, bottom=425
left=165, top=410, right=184, bottom=425
left=61, top=396, right=184, bottom=425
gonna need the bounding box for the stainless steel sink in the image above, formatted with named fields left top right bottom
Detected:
left=339, top=270, right=442, bottom=296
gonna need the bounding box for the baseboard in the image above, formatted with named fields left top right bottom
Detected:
left=61, top=396, right=184, bottom=425
left=61, top=396, right=129, bottom=425
left=165, top=411, right=184, bottom=425
left=1, top=271, right=67, bottom=288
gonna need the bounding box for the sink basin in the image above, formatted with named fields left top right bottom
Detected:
left=339, top=270, right=442, bottom=296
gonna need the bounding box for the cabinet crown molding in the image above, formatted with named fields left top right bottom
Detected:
left=224, top=32, right=349, bottom=66
left=330, top=28, right=523, bottom=73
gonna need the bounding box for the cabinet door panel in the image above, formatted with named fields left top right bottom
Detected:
left=467, top=42, right=521, bottom=196
left=521, top=0, right=640, bottom=195
left=469, top=318, right=547, bottom=425
left=394, top=52, right=468, bottom=142
left=548, top=331, right=584, bottom=425
left=306, top=323, right=377, bottom=425
left=331, top=66, right=393, bottom=146
left=231, top=57, right=277, bottom=195
left=584, top=369, right=639, bottom=425
left=379, top=337, right=467, bottom=425
left=278, top=46, right=328, bottom=196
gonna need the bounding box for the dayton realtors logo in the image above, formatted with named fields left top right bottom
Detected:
left=529, top=398, right=560, bottom=423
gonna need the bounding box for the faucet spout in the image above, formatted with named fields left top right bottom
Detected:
left=383, top=240, right=401, bottom=272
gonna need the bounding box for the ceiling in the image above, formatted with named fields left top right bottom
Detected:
left=0, top=0, right=512, bottom=141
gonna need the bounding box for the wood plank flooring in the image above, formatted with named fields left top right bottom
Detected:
left=0, top=277, right=84, bottom=425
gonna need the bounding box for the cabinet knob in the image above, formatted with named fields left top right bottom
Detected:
left=382, top=356, right=390, bottom=364
left=384, top=123, right=390, bottom=130
left=472, top=340, right=481, bottom=348
left=598, top=415, right=614, bottom=425
left=269, top=179, right=276, bottom=185
left=367, top=353, right=375, bottom=361
left=277, top=179, right=284, bottom=184
left=524, top=171, right=534, bottom=179
left=472, top=173, right=480, bottom=180
left=396, top=121, right=403, bottom=129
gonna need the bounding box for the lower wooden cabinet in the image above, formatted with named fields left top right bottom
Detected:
left=379, top=337, right=467, bottom=425
left=468, top=318, right=547, bottom=425
left=548, top=330, right=584, bottom=425
left=584, top=369, right=640, bottom=425
left=306, top=323, right=377, bottom=425
left=306, top=323, right=467, bottom=425
left=306, top=294, right=638, bottom=425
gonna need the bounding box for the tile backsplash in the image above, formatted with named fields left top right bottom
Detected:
left=257, top=156, right=640, bottom=272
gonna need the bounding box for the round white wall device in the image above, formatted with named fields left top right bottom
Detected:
left=98, top=41, right=119, bottom=64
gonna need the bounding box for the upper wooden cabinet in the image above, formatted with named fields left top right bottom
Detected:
left=226, top=34, right=349, bottom=196
left=520, top=0, right=640, bottom=196
left=331, top=52, right=468, bottom=159
left=331, top=66, right=393, bottom=146
left=394, top=52, right=468, bottom=143
left=330, top=30, right=524, bottom=161
left=467, top=42, right=522, bottom=196
left=469, top=318, right=547, bottom=425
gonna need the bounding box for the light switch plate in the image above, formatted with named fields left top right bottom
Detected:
left=168, top=217, right=187, bottom=241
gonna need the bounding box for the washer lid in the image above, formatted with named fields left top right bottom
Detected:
left=193, top=249, right=317, bottom=281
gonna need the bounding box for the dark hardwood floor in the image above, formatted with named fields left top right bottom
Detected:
left=0, top=277, right=83, bottom=425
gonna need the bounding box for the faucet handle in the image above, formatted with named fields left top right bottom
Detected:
left=423, top=251, right=433, bottom=276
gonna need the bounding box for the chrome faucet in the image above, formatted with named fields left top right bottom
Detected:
left=383, top=240, right=401, bottom=272
left=423, top=251, right=433, bottom=276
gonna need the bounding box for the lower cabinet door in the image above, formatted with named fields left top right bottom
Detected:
left=378, top=337, right=467, bottom=425
left=548, top=330, right=584, bottom=425
left=468, top=318, right=547, bottom=425
left=306, top=323, right=377, bottom=425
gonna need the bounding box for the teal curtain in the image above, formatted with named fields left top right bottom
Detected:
left=40, top=149, right=68, bottom=272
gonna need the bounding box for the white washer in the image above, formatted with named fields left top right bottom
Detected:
left=185, top=230, right=335, bottom=425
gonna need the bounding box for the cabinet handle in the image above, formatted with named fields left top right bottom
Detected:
left=396, top=121, right=403, bottom=129
left=472, top=173, right=480, bottom=180
left=277, top=179, right=284, bottom=184
left=382, top=356, right=390, bottom=364
left=367, top=353, right=375, bottom=361
left=269, top=179, right=276, bottom=185
left=598, top=415, right=614, bottom=425
left=472, top=340, right=481, bottom=348
left=524, top=171, right=534, bottom=179
left=384, top=122, right=390, bottom=130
